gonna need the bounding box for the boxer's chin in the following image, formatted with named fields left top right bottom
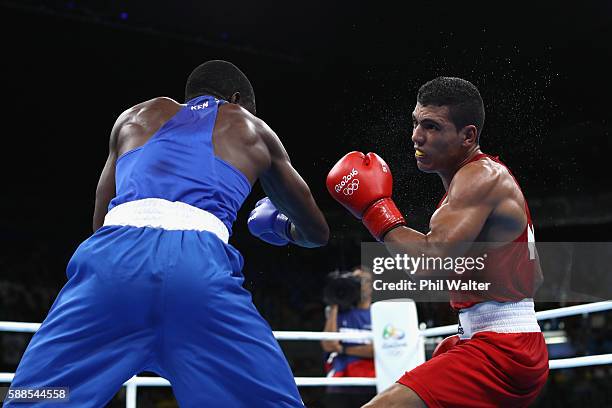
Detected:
left=416, top=160, right=435, bottom=173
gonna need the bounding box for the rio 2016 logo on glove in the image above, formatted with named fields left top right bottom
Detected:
left=343, top=179, right=360, bottom=195
left=334, top=168, right=359, bottom=193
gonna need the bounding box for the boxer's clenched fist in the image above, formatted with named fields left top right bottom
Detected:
left=326, top=151, right=406, bottom=241
left=248, top=197, right=293, bottom=246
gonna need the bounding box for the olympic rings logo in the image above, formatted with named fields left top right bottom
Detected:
left=342, top=179, right=360, bottom=195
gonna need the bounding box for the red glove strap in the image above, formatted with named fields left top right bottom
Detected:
left=362, top=198, right=406, bottom=241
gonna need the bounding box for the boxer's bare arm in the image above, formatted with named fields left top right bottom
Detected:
left=384, top=162, right=501, bottom=257
left=213, top=106, right=329, bottom=249
left=92, top=115, right=123, bottom=231
left=258, top=123, right=329, bottom=247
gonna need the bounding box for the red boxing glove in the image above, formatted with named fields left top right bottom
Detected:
left=326, top=151, right=406, bottom=241
left=432, top=335, right=460, bottom=358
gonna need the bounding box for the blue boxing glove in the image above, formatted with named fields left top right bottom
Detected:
left=247, top=197, right=294, bottom=246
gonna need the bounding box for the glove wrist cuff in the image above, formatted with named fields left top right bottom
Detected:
left=362, top=198, right=406, bottom=241
left=273, top=213, right=294, bottom=244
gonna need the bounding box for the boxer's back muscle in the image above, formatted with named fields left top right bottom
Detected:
left=113, top=97, right=269, bottom=186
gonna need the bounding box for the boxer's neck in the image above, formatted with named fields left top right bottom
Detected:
left=438, top=147, right=483, bottom=191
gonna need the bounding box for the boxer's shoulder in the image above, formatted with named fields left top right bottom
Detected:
left=110, top=97, right=182, bottom=154
left=123, top=96, right=180, bottom=113
left=448, top=157, right=514, bottom=206
left=218, top=105, right=286, bottom=159
left=132, top=96, right=181, bottom=118
left=217, top=103, right=269, bottom=137
left=212, top=104, right=277, bottom=181
left=461, top=155, right=505, bottom=178
left=114, top=97, right=181, bottom=128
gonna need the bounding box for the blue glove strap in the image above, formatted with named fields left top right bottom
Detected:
left=272, top=213, right=293, bottom=243
left=247, top=197, right=294, bottom=246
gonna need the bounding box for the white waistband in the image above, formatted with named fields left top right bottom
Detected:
left=103, top=198, right=229, bottom=243
left=457, top=299, right=540, bottom=339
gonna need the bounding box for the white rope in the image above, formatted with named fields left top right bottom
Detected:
left=0, top=321, right=41, bottom=333
left=2, top=301, right=610, bottom=338
left=295, top=377, right=376, bottom=386
left=535, top=301, right=612, bottom=320
left=274, top=331, right=372, bottom=341
left=0, top=325, right=374, bottom=341
left=2, top=353, right=612, bottom=389
left=420, top=300, right=612, bottom=338
left=548, top=354, right=612, bottom=369
left=420, top=324, right=458, bottom=338
left=123, top=376, right=380, bottom=387
left=2, top=354, right=612, bottom=386
left=124, top=376, right=170, bottom=387
left=0, top=372, right=375, bottom=387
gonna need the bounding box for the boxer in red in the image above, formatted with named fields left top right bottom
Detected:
left=327, top=77, right=548, bottom=407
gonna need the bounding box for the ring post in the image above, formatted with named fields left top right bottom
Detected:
left=371, top=299, right=425, bottom=393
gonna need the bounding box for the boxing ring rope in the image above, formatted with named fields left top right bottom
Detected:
left=4, top=301, right=611, bottom=336
left=1, top=300, right=611, bottom=408
left=421, top=300, right=612, bottom=338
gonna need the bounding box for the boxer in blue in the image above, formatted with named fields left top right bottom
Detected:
left=6, top=60, right=329, bottom=407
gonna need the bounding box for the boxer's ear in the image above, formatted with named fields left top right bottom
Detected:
left=461, top=125, right=478, bottom=147
left=229, top=92, right=241, bottom=105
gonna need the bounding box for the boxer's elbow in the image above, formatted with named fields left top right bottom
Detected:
left=291, top=214, right=329, bottom=248
left=92, top=203, right=105, bottom=233
left=296, top=222, right=329, bottom=248
left=309, top=222, right=330, bottom=247
left=316, top=222, right=331, bottom=246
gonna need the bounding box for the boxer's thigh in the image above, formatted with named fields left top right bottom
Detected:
left=5, top=228, right=161, bottom=407
left=362, top=383, right=426, bottom=408
left=397, top=333, right=548, bottom=408
left=160, top=231, right=304, bottom=408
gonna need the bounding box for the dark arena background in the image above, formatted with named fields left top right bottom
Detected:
left=1, top=1, right=612, bottom=407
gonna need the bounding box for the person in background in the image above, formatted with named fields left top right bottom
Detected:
left=321, top=266, right=376, bottom=408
